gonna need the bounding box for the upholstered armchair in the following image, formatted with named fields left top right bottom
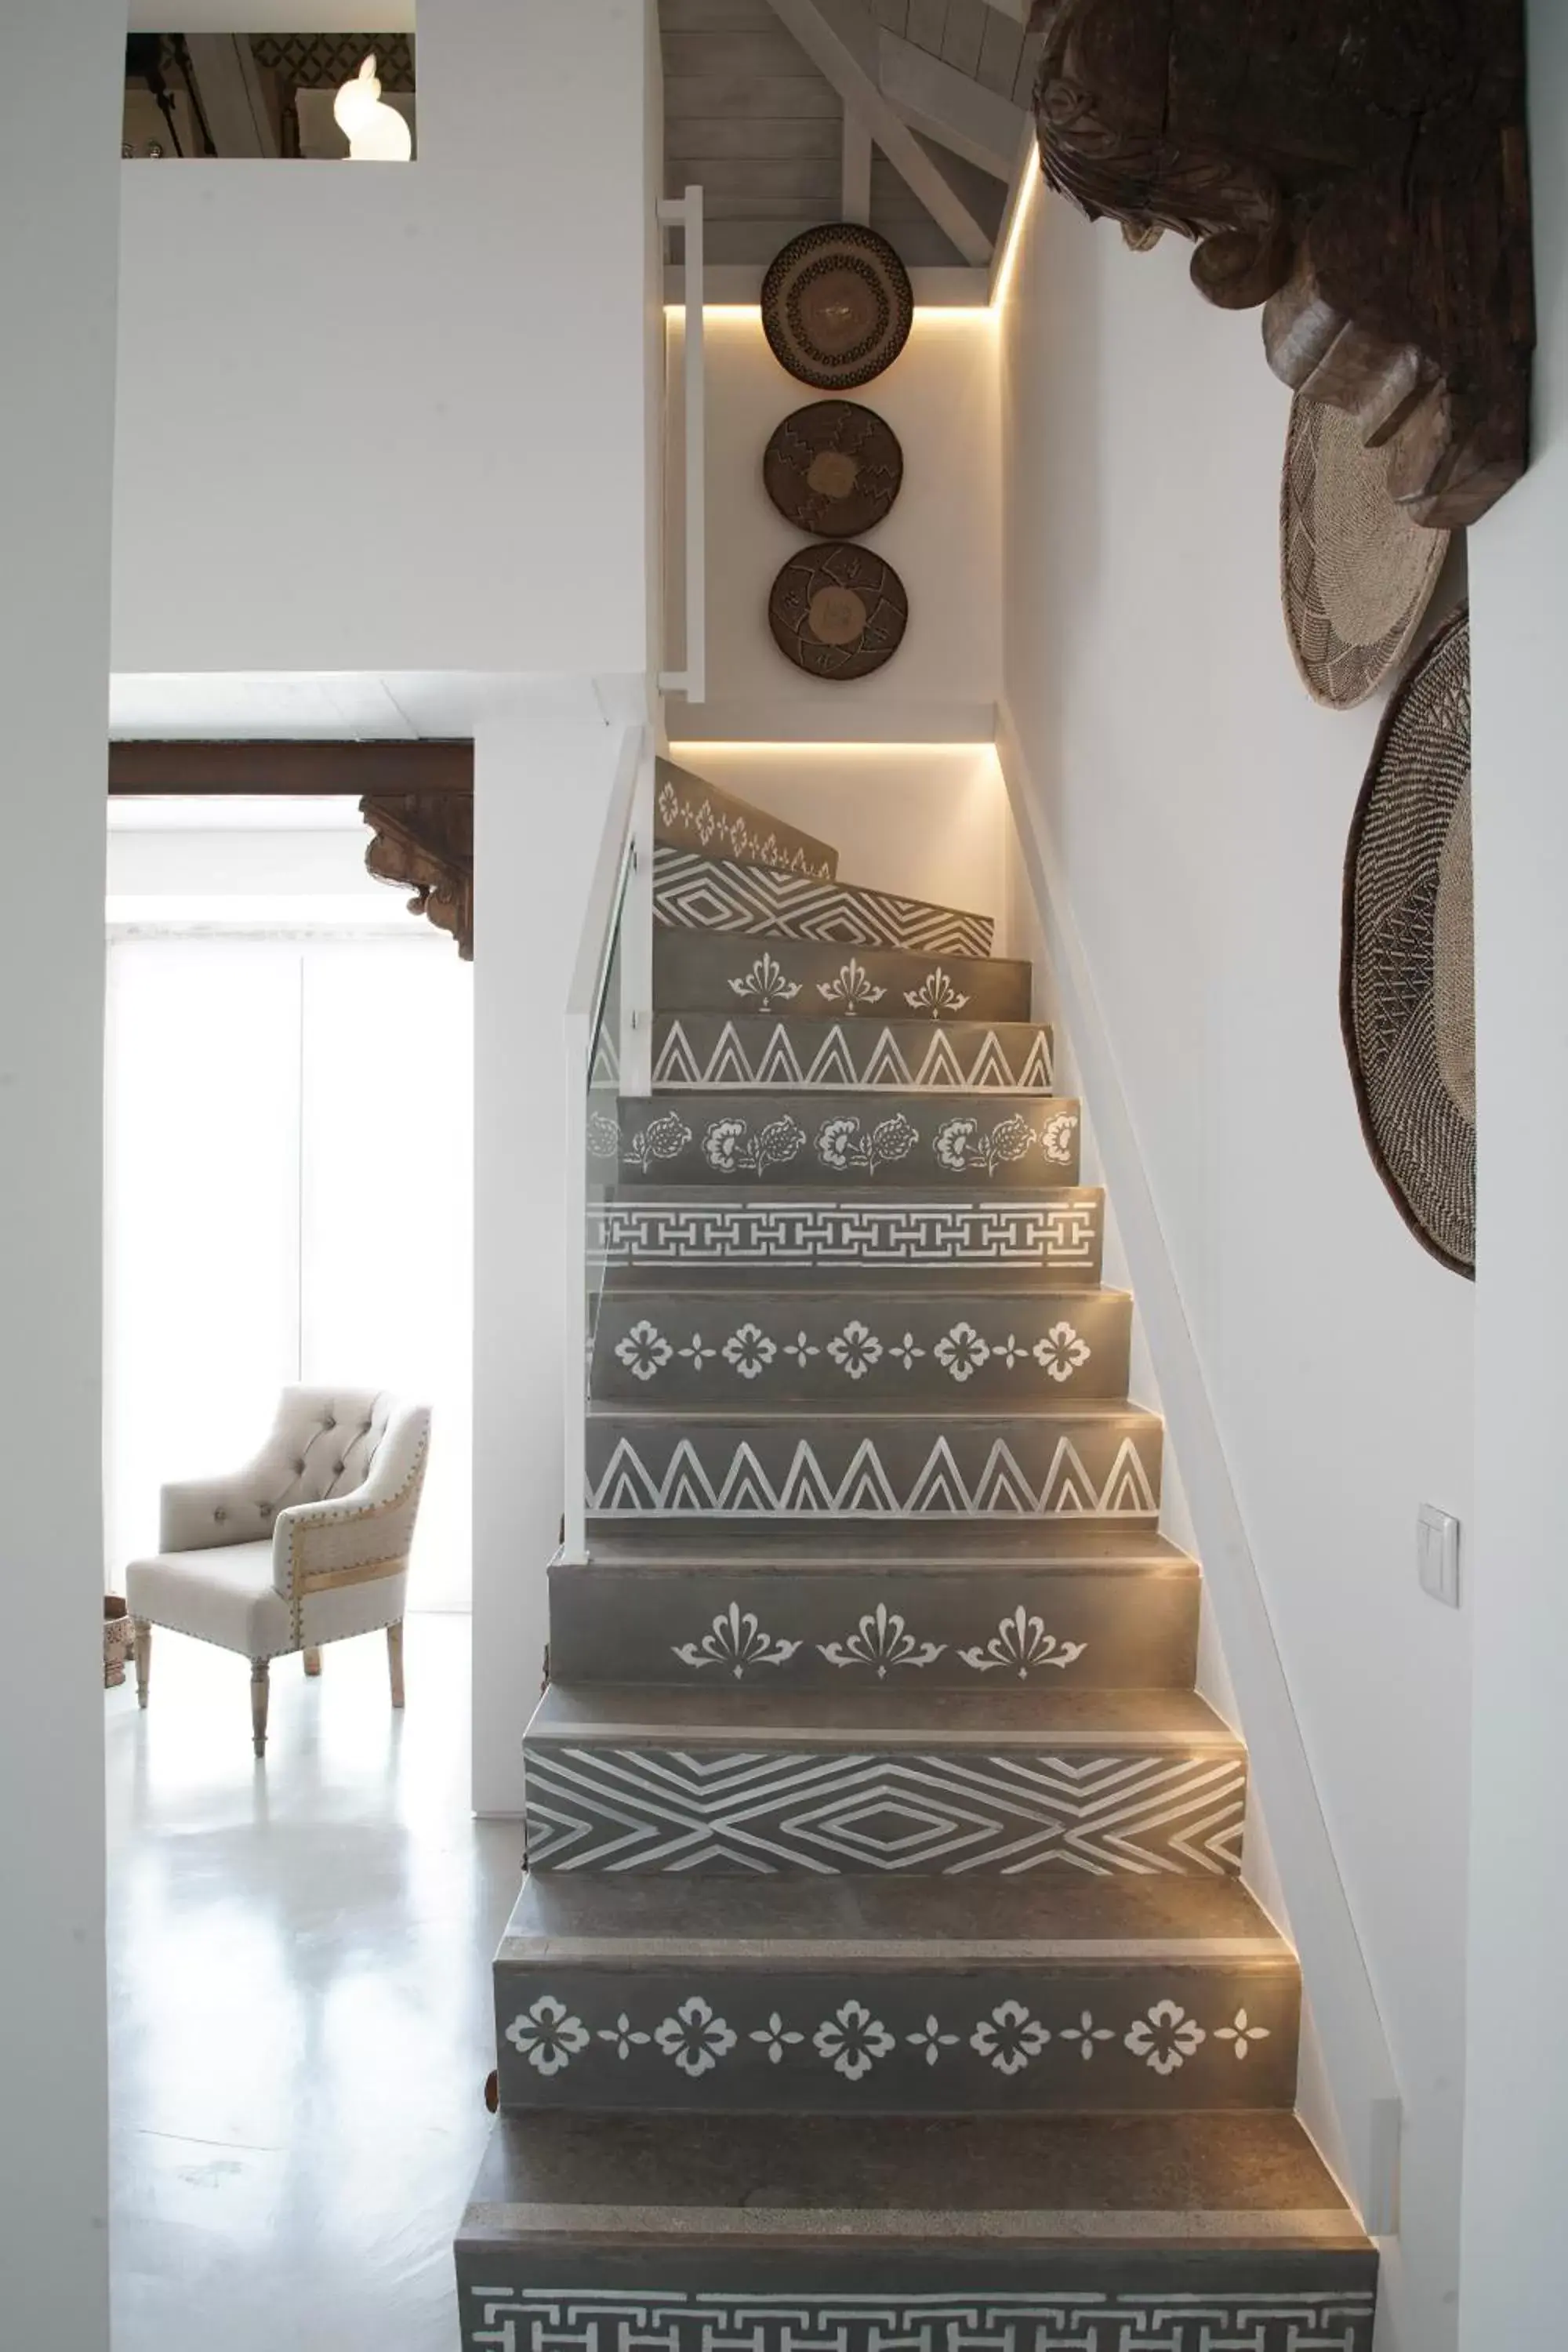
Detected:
left=125, top=1388, right=431, bottom=1756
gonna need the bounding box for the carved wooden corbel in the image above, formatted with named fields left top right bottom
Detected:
left=1029, top=0, right=1535, bottom=528
left=360, top=789, right=474, bottom=959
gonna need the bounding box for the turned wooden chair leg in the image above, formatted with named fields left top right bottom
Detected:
left=133, top=1619, right=152, bottom=1710
left=303, top=1646, right=322, bottom=1677
left=250, top=1657, right=271, bottom=1758
left=387, top=1620, right=405, bottom=1711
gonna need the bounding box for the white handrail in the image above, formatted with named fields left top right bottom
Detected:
left=561, top=722, right=646, bottom=1568
left=657, top=184, right=706, bottom=706
left=618, top=739, right=655, bottom=1102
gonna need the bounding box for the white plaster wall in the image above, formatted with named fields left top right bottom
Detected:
left=666, top=742, right=1010, bottom=923
left=1459, top=4, right=1568, bottom=2339
left=666, top=310, right=999, bottom=742
left=999, top=187, right=1474, bottom=2351
left=1, top=6, right=123, bottom=2343
left=113, top=0, right=657, bottom=676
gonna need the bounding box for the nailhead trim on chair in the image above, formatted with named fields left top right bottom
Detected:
left=284, top=1425, right=431, bottom=1644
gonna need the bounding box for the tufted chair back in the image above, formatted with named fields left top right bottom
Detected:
left=161, top=1387, right=398, bottom=1551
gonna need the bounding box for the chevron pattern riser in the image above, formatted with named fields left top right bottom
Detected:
left=522, top=1746, right=1247, bottom=1878
left=494, top=1962, right=1299, bottom=2114
left=655, top=932, right=1033, bottom=1022
left=586, top=1418, right=1162, bottom=1521
left=588, top=1195, right=1105, bottom=1279
left=655, top=848, right=994, bottom=958
left=590, top=1292, right=1131, bottom=1405
left=546, top=1569, right=1200, bottom=1691
left=651, top=1017, right=1054, bottom=1094
left=601, top=1096, right=1080, bottom=1190
left=456, top=2271, right=1378, bottom=2352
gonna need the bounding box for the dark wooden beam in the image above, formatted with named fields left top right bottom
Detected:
left=107, top=739, right=474, bottom=796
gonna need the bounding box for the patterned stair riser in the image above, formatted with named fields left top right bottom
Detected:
left=522, top=1742, right=1247, bottom=1878
left=655, top=931, right=1033, bottom=1022
left=604, top=1095, right=1081, bottom=1190
left=456, top=2267, right=1377, bottom=2352
left=655, top=847, right=994, bottom=958
left=547, top=1564, right=1200, bottom=1691
left=591, top=1290, right=1131, bottom=1406
left=494, top=1960, right=1300, bottom=2114
left=650, top=1017, right=1054, bottom=1094
left=655, top=761, right=839, bottom=881
left=586, top=1414, right=1162, bottom=1521
left=589, top=1193, right=1105, bottom=1281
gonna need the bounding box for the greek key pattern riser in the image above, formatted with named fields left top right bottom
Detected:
left=602, top=1099, right=1080, bottom=1190
left=587, top=1197, right=1104, bottom=1279
left=495, top=1966, right=1298, bottom=2112
left=655, top=848, right=994, bottom=958
left=651, top=1017, right=1054, bottom=1094
left=585, top=1425, right=1162, bottom=1521
left=591, top=1295, right=1130, bottom=1404
left=521, top=1747, right=1247, bottom=1878
left=460, top=2288, right=1377, bottom=2352
left=654, top=933, right=1033, bottom=1023
left=546, top=1574, right=1200, bottom=1692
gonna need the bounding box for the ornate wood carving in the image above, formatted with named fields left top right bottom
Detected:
left=1029, top=0, right=1534, bottom=528
left=360, top=789, right=474, bottom=959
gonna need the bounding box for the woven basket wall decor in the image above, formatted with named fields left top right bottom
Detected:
left=761, top=224, right=914, bottom=392
left=1283, top=395, right=1450, bottom=710
left=1341, top=608, right=1474, bottom=1276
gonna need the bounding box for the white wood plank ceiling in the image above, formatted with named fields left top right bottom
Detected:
left=662, top=0, right=1040, bottom=271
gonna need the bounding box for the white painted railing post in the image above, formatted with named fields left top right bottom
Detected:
left=619, top=736, right=655, bottom=1102
left=657, top=183, right=706, bottom=706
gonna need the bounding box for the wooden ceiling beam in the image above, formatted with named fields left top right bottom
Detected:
left=763, top=0, right=995, bottom=262
left=877, top=26, right=1024, bottom=180
left=107, top=739, right=473, bottom=797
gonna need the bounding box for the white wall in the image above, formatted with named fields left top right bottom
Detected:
left=1459, top=4, right=1568, bottom=2339
left=999, top=181, right=1474, bottom=2350
left=114, top=0, right=658, bottom=677
left=0, top=7, right=123, bottom=2344
left=666, top=309, right=999, bottom=743
left=667, top=742, right=1011, bottom=920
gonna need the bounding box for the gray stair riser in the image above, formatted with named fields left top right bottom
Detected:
left=522, top=1740, right=1245, bottom=1878
left=548, top=1564, right=1199, bottom=1691
left=493, top=1958, right=1300, bottom=2115
left=655, top=847, right=994, bottom=958
left=655, top=930, right=1032, bottom=1022
left=651, top=1015, right=1054, bottom=1094
left=588, top=1192, right=1105, bottom=1281
left=590, top=1290, right=1131, bottom=1406
left=655, top=760, right=838, bottom=880
left=603, top=1095, right=1081, bottom=1192
left=586, top=1411, right=1162, bottom=1521
left=456, top=2248, right=1377, bottom=2352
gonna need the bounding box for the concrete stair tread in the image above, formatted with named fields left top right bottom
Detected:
left=499, top=1871, right=1290, bottom=1965
left=459, top=2109, right=1367, bottom=2249
left=588, top=1399, right=1156, bottom=1425
left=573, top=1523, right=1192, bottom=1568
left=601, top=1269, right=1131, bottom=1300
left=529, top=1682, right=1239, bottom=1749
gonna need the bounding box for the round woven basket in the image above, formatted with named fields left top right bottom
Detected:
left=1282, top=395, right=1450, bottom=710
left=1341, top=608, right=1474, bottom=1276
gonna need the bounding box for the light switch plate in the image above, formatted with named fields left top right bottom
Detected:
left=1417, top=1504, right=1461, bottom=1608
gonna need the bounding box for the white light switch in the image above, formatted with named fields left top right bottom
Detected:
left=1417, top=1504, right=1461, bottom=1608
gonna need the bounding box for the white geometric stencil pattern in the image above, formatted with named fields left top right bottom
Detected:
left=588, top=1198, right=1103, bottom=1271
left=466, top=2289, right=1376, bottom=2352
left=652, top=1018, right=1054, bottom=1094
left=586, top=1431, right=1159, bottom=1519
left=655, top=848, right=995, bottom=958
left=522, top=1746, right=1247, bottom=1875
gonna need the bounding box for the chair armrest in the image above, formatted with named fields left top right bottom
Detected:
left=271, top=1405, right=431, bottom=1608
left=160, top=1452, right=294, bottom=1552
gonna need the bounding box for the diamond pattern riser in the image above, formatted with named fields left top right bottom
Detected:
left=548, top=1555, right=1199, bottom=1690
left=654, top=846, right=994, bottom=956
left=591, top=1287, right=1131, bottom=1405
left=588, top=1192, right=1105, bottom=1280
left=655, top=931, right=1033, bottom=1022
left=649, top=1015, right=1054, bottom=1093
left=604, top=1095, right=1081, bottom=1190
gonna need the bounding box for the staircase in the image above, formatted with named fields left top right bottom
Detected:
left=455, top=767, right=1378, bottom=2352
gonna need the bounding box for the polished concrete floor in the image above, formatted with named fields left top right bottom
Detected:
left=107, top=1613, right=521, bottom=2352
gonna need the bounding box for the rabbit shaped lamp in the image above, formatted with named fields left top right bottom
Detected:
left=333, top=54, right=412, bottom=162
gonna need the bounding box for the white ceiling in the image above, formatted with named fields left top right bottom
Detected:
left=126, top=2, right=414, bottom=29
left=107, top=670, right=630, bottom=738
